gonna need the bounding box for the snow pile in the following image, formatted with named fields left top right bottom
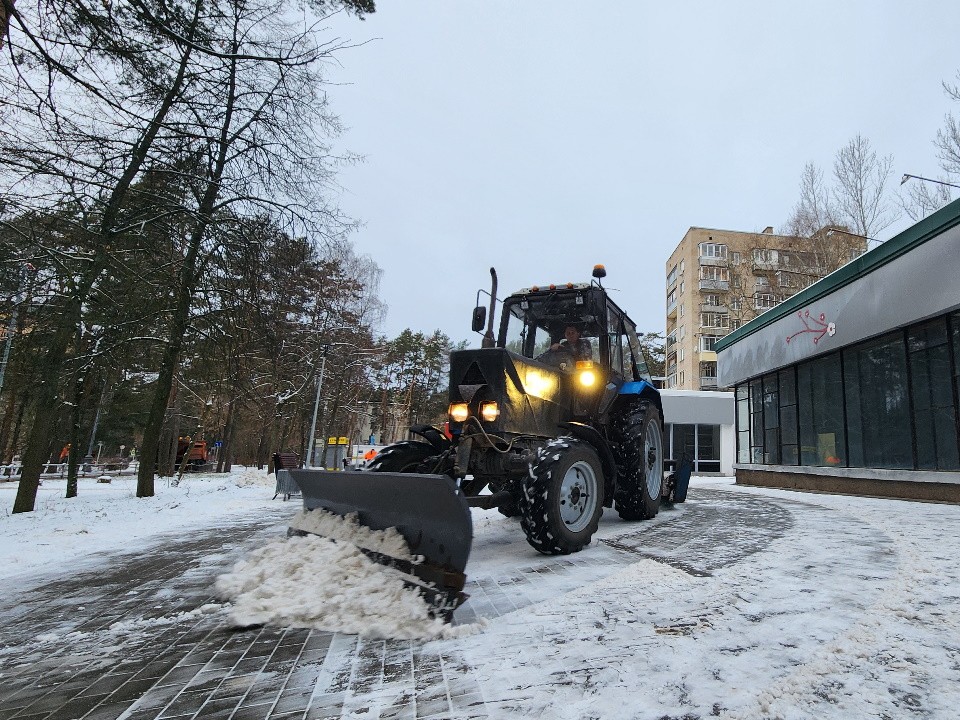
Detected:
left=215, top=531, right=482, bottom=640
left=288, top=507, right=415, bottom=560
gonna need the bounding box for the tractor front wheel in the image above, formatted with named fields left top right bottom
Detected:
left=365, top=441, right=435, bottom=473
left=520, top=438, right=604, bottom=555
left=613, top=400, right=664, bottom=520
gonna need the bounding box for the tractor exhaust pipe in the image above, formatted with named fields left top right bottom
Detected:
left=482, top=267, right=497, bottom=348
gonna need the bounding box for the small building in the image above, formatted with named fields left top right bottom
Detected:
left=660, top=389, right=735, bottom=476
left=716, top=198, right=960, bottom=501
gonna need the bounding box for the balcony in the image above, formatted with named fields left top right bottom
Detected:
left=699, top=325, right=729, bottom=337
left=698, top=350, right=717, bottom=361
left=699, top=376, right=718, bottom=389
left=667, top=298, right=677, bottom=318
left=698, top=279, right=729, bottom=291
left=699, top=255, right=728, bottom=268
left=699, top=302, right=728, bottom=314
left=752, top=259, right=780, bottom=272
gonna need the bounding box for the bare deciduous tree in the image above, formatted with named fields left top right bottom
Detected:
left=936, top=72, right=960, bottom=177
left=832, top=135, right=899, bottom=239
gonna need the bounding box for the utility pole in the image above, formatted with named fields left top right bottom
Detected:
left=307, top=345, right=329, bottom=467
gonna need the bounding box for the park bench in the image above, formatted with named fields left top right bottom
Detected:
left=272, top=451, right=301, bottom=501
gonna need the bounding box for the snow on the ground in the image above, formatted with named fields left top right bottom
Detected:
left=7, top=470, right=960, bottom=718
left=448, top=477, right=960, bottom=719
left=0, top=466, right=281, bottom=583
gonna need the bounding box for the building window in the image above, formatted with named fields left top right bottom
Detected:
left=680, top=260, right=685, bottom=272
left=952, top=312, right=960, bottom=454
left=679, top=303, right=684, bottom=317
left=703, top=294, right=721, bottom=306
left=762, top=374, right=780, bottom=464
left=678, top=348, right=685, bottom=362
left=731, top=319, right=742, bottom=330
left=779, top=368, right=799, bottom=464
left=667, top=264, right=678, bottom=287
left=908, top=319, right=960, bottom=470
left=798, top=353, right=846, bottom=466
left=843, top=332, right=912, bottom=469
left=755, top=293, right=778, bottom=310
left=753, top=248, right=776, bottom=263
left=679, top=325, right=685, bottom=340
left=699, top=242, right=728, bottom=259
left=701, top=312, right=730, bottom=328
left=680, top=281, right=685, bottom=294
left=679, top=371, right=685, bottom=386
left=755, top=276, right=771, bottom=289
left=700, top=336, right=718, bottom=352
left=665, top=423, right=721, bottom=473
left=750, top=377, right=764, bottom=463
left=700, top=266, right=729, bottom=281
left=736, top=384, right=750, bottom=463
left=730, top=298, right=743, bottom=311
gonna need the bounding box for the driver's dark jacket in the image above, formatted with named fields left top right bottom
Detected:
left=560, top=338, right=592, bottom=361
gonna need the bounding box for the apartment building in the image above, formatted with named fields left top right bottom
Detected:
left=665, top=225, right=865, bottom=390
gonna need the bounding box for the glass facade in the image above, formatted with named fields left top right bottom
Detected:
left=735, top=310, right=960, bottom=471
left=664, top=423, right=722, bottom=473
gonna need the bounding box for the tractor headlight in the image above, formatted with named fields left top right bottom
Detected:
left=448, top=402, right=469, bottom=423
left=480, top=401, right=499, bottom=423
left=576, top=360, right=597, bottom=388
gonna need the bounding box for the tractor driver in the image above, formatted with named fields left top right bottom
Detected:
left=546, top=324, right=593, bottom=362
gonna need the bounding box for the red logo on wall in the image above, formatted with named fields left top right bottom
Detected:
left=786, top=310, right=836, bottom=346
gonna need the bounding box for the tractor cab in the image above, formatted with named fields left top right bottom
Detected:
left=497, top=275, right=653, bottom=389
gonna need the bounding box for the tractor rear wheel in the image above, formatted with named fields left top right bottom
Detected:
left=613, top=400, right=664, bottom=520
left=520, top=438, right=604, bottom=554
left=366, top=441, right=435, bottom=473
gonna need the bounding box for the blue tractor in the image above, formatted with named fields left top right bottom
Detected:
left=291, top=266, right=686, bottom=615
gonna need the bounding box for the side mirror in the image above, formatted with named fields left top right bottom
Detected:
left=471, top=306, right=486, bottom=332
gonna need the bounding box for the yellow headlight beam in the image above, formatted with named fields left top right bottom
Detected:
left=575, top=360, right=598, bottom=388
left=480, top=401, right=499, bottom=423
left=449, top=402, right=469, bottom=422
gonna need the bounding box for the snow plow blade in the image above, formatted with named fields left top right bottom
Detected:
left=287, top=469, right=473, bottom=620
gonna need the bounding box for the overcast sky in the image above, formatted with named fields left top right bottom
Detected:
left=321, top=1, right=960, bottom=343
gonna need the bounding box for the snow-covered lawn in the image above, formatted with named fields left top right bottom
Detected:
left=0, top=467, right=281, bottom=583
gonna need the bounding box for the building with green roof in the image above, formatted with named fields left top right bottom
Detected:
left=716, top=197, right=960, bottom=500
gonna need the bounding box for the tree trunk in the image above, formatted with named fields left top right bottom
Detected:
left=65, top=374, right=84, bottom=499
left=0, top=388, right=17, bottom=462
left=7, top=389, right=28, bottom=461
left=13, top=321, right=72, bottom=513
left=157, top=383, right=179, bottom=477
left=138, top=44, right=239, bottom=497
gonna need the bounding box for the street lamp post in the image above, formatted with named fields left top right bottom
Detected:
left=824, top=227, right=882, bottom=247
left=307, top=345, right=329, bottom=467
left=900, top=173, right=960, bottom=190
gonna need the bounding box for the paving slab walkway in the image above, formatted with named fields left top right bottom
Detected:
left=0, top=487, right=927, bottom=719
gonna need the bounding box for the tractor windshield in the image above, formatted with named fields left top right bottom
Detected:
left=501, top=293, right=601, bottom=362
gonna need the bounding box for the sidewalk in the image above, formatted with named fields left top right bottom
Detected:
left=1, top=483, right=958, bottom=719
